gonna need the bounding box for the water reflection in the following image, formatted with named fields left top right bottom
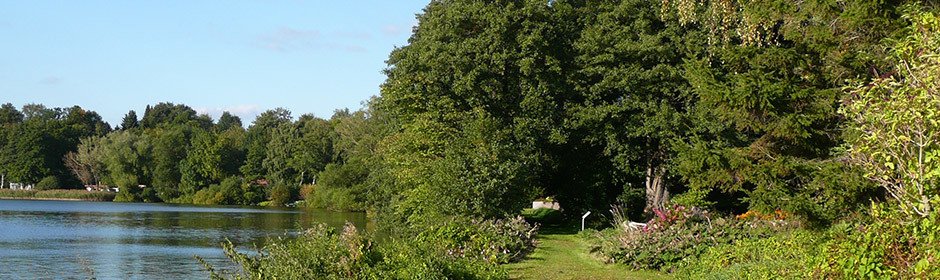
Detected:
left=0, top=199, right=367, bottom=279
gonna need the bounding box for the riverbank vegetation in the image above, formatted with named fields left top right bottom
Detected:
left=0, top=100, right=383, bottom=206
left=4, top=0, right=940, bottom=278
left=0, top=189, right=115, bottom=201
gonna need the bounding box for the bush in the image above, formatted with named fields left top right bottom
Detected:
left=202, top=223, right=507, bottom=280
left=35, top=176, right=61, bottom=190
left=521, top=208, right=563, bottom=225
left=114, top=186, right=142, bottom=202
left=305, top=184, right=362, bottom=211
left=675, top=230, right=824, bottom=279
left=671, top=203, right=940, bottom=279
left=817, top=203, right=940, bottom=279
left=371, top=238, right=506, bottom=280
left=416, top=216, right=539, bottom=264
left=588, top=205, right=798, bottom=271
left=267, top=183, right=294, bottom=206
left=192, top=177, right=266, bottom=205
left=303, top=163, right=370, bottom=211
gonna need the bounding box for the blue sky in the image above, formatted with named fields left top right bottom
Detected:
left=0, top=1, right=428, bottom=125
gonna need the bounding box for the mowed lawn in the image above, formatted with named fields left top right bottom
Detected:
left=507, top=230, right=670, bottom=280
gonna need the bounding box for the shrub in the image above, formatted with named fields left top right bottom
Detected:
left=588, top=205, right=798, bottom=271
left=416, top=216, right=539, bottom=264
left=305, top=184, right=363, bottom=211
left=817, top=203, right=940, bottom=279
left=267, top=183, right=294, bottom=206
left=303, top=163, right=370, bottom=211
left=299, top=184, right=315, bottom=200
left=114, top=186, right=142, bottom=202
left=842, top=7, right=940, bottom=218
left=202, top=223, right=507, bottom=280
left=521, top=208, right=563, bottom=225
left=241, top=182, right=266, bottom=205
left=675, top=230, right=824, bottom=279
left=35, top=176, right=61, bottom=190
left=191, top=177, right=265, bottom=205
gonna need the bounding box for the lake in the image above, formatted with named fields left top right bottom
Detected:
left=0, top=199, right=368, bottom=279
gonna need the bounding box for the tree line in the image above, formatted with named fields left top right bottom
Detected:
left=0, top=102, right=382, bottom=206
left=2, top=0, right=932, bottom=227
left=206, top=1, right=940, bottom=278
left=370, top=0, right=909, bottom=225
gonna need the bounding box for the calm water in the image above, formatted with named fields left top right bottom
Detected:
left=0, top=199, right=368, bottom=279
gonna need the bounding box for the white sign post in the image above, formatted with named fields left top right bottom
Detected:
left=581, top=211, right=592, bottom=231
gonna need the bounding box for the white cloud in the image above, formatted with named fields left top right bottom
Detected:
left=195, top=104, right=261, bottom=125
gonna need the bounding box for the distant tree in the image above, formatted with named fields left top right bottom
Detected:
left=289, top=117, right=334, bottom=183
left=0, top=103, right=23, bottom=125
left=216, top=112, right=242, bottom=131
left=240, top=108, right=292, bottom=179
left=330, top=103, right=392, bottom=162
left=252, top=108, right=292, bottom=129
left=64, top=152, right=92, bottom=186
left=180, top=127, right=246, bottom=195
left=264, top=123, right=298, bottom=184
left=181, top=130, right=222, bottom=194
left=140, top=102, right=199, bottom=129
left=146, top=126, right=192, bottom=200
left=194, top=114, right=214, bottom=130
left=0, top=106, right=18, bottom=186
left=67, top=137, right=107, bottom=187
left=0, top=121, right=49, bottom=184
left=216, top=127, right=246, bottom=178
left=121, top=110, right=139, bottom=130
left=21, top=103, right=60, bottom=121
left=62, top=106, right=111, bottom=140
left=98, top=130, right=151, bottom=192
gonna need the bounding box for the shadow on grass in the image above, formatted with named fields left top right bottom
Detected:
left=535, top=223, right=580, bottom=235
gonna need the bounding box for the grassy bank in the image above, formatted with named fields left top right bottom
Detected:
left=507, top=227, right=670, bottom=280
left=0, top=189, right=116, bottom=201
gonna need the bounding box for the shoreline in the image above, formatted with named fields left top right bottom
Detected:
left=0, top=197, right=105, bottom=202
left=0, top=189, right=117, bottom=202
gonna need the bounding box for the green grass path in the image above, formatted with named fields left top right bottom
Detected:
left=506, top=230, right=670, bottom=280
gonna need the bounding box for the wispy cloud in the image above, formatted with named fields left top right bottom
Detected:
left=381, top=24, right=406, bottom=36
left=255, top=27, right=367, bottom=53
left=381, top=20, right=418, bottom=38
left=39, top=76, right=63, bottom=85
left=331, top=31, right=372, bottom=40
left=256, top=27, right=320, bottom=52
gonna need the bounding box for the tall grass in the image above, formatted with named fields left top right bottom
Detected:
left=0, top=189, right=116, bottom=201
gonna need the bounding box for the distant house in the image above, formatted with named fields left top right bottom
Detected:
left=85, top=185, right=112, bottom=192
left=9, top=183, right=33, bottom=191
left=532, top=198, right=561, bottom=210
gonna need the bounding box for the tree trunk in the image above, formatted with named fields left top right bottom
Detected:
left=644, top=161, right=668, bottom=215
